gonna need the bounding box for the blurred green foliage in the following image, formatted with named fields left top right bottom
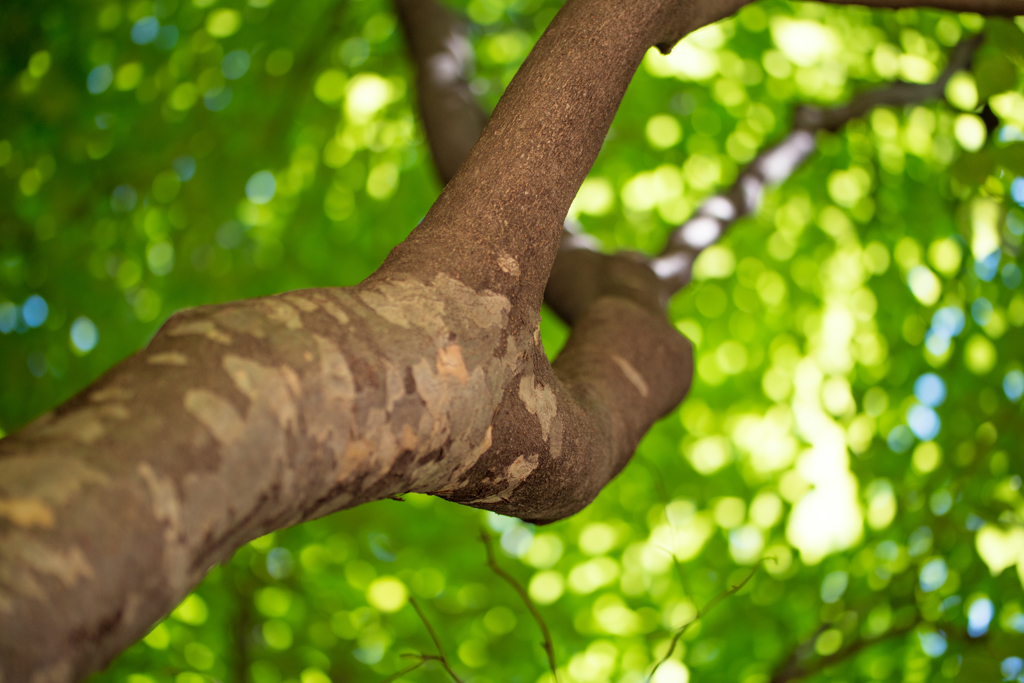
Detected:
left=2, top=0, right=1024, bottom=682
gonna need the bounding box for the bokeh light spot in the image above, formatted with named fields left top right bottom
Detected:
left=366, top=576, right=408, bottom=613
left=1004, top=370, right=1024, bottom=402
left=22, top=295, right=48, bottom=328
left=70, top=317, right=99, bottom=353
left=914, top=373, right=946, bottom=407
left=907, top=404, right=940, bottom=441
left=967, top=597, right=993, bottom=637
left=111, top=185, right=137, bottom=213
left=246, top=170, right=277, bottom=205
left=87, top=65, right=113, bottom=94
left=919, top=557, right=948, bottom=592
left=222, top=50, right=251, bottom=80
left=130, top=16, right=160, bottom=45
left=206, top=8, right=241, bottom=38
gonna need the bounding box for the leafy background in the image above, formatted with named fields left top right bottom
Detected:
left=2, top=0, right=1024, bottom=681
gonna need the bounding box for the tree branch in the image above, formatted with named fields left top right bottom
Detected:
left=648, top=33, right=983, bottom=296
left=408, top=597, right=464, bottom=683
left=481, top=530, right=558, bottom=679
left=768, top=619, right=920, bottom=683
left=0, top=2, right=704, bottom=680
left=394, top=0, right=488, bottom=185
left=646, top=563, right=762, bottom=683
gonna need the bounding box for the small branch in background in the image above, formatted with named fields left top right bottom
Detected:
left=378, top=656, right=430, bottom=683
left=648, top=34, right=983, bottom=298
left=814, top=0, right=1024, bottom=16
left=407, top=597, right=464, bottom=683
left=768, top=619, right=920, bottom=683
left=228, top=561, right=254, bottom=683
left=393, top=0, right=489, bottom=185
left=481, top=530, right=559, bottom=680
left=641, top=462, right=694, bottom=600
left=645, top=562, right=762, bottom=683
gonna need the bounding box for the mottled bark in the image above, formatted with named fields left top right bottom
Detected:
left=0, top=0, right=1019, bottom=679
left=0, top=0, right=703, bottom=680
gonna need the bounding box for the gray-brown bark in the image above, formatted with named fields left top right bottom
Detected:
left=0, top=0, right=702, bottom=679
left=0, top=0, right=1021, bottom=681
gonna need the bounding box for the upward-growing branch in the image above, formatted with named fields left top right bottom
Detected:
left=375, top=0, right=745, bottom=317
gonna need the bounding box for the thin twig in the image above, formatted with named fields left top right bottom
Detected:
left=768, top=619, right=920, bottom=683
left=408, top=597, right=464, bottom=683
left=378, top=656, right=429, bottom=683
left=481, top=530, right=559, bottom=680
left=645, top=562, right=763, bottom=683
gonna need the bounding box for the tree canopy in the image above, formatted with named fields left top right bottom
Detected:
left=2, top=0, right=1024, bottom=682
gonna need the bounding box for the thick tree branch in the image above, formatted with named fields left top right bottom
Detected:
left=0, top=1, right=704, bottom=680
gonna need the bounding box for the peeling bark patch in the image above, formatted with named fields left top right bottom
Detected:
left=223, top=355, right=298, bottom=431
left=280, top=365, right=302, bottom=397
left=497, top=253, right=521, bottom=278
left=470, top=452, right=538, bottom=504
left=285, top=295, right=319, bottom=312
left=18, top=540, right=95, bottom=587
left=611, top=354, right=649, bottom=397
left=359, top=274, right=511, bottom=336
left=322, top=302, right=350, bottom=326
left=518, top=376, right=557, bottom=441
left=314, top=336, right=356, bottom=403
left=472, top=425, right=493, bottom=457
left=29, top=658, right=71, bottom=683
left=437, top=345, right=469, bottom=383
left=261, top=299, right=303, bottom=330
left=359, top=279, right=446, bottom=331
left=168, top=319, right=232, bottom=345
left=148, top=352, right=189, bottom=366
left=97, top=404, right=130, bottom=421
left=0, top=498, right=55, bottom=528
left=90, top=387, right=134, bottom=403
left=45, top=409, right=106, bottom=445
left=213, top=308, right=268, bottom=338
left=341, top=440, right=374, bottom=477
left=399, top=424, right=418, bottom=450
left=183, top=390, right=245, bottom=444
left=137, top=463, right=188, bottom=591
left=433, top=273, right=510, bottom=329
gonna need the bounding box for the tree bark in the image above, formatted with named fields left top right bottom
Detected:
left=0, top=0, right=707, bottom=680
left=0, top=0, right=1021, bottom=680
